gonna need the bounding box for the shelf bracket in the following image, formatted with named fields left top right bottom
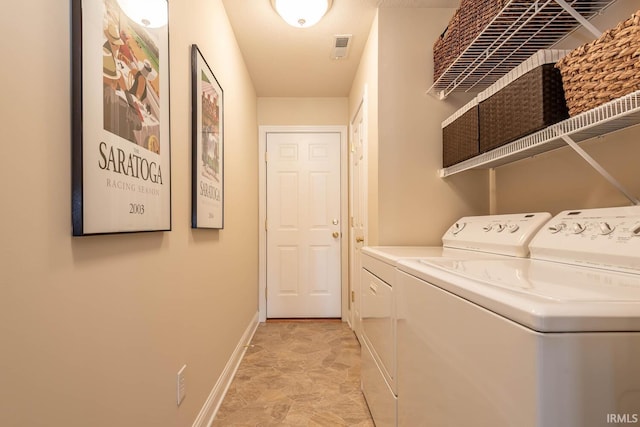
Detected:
left=559, top=134, right=640, bottom=205
left=554, top=0, right=603, bottom=38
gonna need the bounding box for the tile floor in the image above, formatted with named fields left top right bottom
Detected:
left=212, top=320, right=374, bottom=426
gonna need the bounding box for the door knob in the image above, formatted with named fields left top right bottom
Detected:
left=356, top=237, right=364, bottom=243
left=332, top=232, right=340, bottom=238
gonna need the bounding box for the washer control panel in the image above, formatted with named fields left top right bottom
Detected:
left=443, top=212, right=552, bottom=257
left=529, top=206, right=640, bottom=273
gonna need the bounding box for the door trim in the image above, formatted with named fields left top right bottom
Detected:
left=259, top=126, right=348, bottom=322
left=348, top=89, right=369, bottom=333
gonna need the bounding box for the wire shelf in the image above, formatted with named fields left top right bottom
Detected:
left=429, top=0, right=617, bottom=99
left=438, top=90, right=640, bottom=177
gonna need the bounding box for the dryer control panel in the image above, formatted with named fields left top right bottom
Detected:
left=443, top=212, right=552, bottom=258
left=529, top=206, right=640, bottom=273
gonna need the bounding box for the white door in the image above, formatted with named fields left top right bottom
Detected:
left=266, top=132, right=342, bottom=318
left=349, top=102, right=367, bottom=338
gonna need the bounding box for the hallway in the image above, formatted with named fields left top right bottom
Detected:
left=212, top=321, right=374, bottom=426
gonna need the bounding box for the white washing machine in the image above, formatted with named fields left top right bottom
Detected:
left=360, top=212, right=551, bottom=427
left=396, top=206, right=640, bottom=427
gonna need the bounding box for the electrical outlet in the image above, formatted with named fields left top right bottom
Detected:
left=177, top=365, right=186, bottom=406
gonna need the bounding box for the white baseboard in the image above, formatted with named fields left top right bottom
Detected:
left=191, top=311, right=259, bottom=427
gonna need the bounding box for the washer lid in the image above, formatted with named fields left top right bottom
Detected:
left=397, top=257, right=640, bottom=332
left=360, top=246, right=506, bottom=266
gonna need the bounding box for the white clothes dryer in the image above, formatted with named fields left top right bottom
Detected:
left=395, top=206, right=640, bottom=427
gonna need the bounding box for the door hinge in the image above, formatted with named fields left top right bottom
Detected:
left=350, top=216, right=354, bottom=227
left=351, top=290, right=355, bottom=303
left=265, top=152, right=268, bottom=163
left=265, top=219, right=268, bottom=231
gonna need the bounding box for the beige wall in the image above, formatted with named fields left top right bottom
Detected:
left=257, top=97, right=348, bottom=125
left=495, top=0, right=640, bottom=214
left=0, top=1, right=258, bottom=426
left=375, top=8, right=489, bottom=245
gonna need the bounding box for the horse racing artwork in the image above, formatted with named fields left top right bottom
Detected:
left=191, top=44, right=224, bottom=229
left=72, top=0, right=171, bottom=235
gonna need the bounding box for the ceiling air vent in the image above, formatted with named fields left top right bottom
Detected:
left=331, top=34, right=352, bottom=60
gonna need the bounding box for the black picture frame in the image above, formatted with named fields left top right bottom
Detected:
left=191, top=44, right=224, bottom=229
left=71, top=0, right=171, bottom=235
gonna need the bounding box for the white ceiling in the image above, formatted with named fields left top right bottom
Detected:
left=221, top=0, right=460, bottom=97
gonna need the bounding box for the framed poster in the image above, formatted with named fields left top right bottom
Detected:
left=71, top=0, right=171, bottom=235
left=191, top=44, right=224, bottom=229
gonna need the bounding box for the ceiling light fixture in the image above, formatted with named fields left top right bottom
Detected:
left=116, top=0, right=168, bottom=28
left=271, top=0, right=333, bottom=28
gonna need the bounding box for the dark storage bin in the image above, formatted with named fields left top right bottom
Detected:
left=442, top=99, right=479, bottom=167
left=479, top=63, right=569, bottom=153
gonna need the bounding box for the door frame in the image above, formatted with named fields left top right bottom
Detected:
left=259, top=125, right=348, bottom=322
left=348, top=90, right=369, bottom=333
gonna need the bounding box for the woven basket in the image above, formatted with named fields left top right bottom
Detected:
left=433, top=0, right=504, bottom=82
left=479, top=63, right=569, bottom=152
left=555, top=9, right=640, bottom=116
left=442, top=100, right=479, bottom=167
left=433, top=10, right=460, bottom=81
left=458, top=0, right=504, bottom=51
